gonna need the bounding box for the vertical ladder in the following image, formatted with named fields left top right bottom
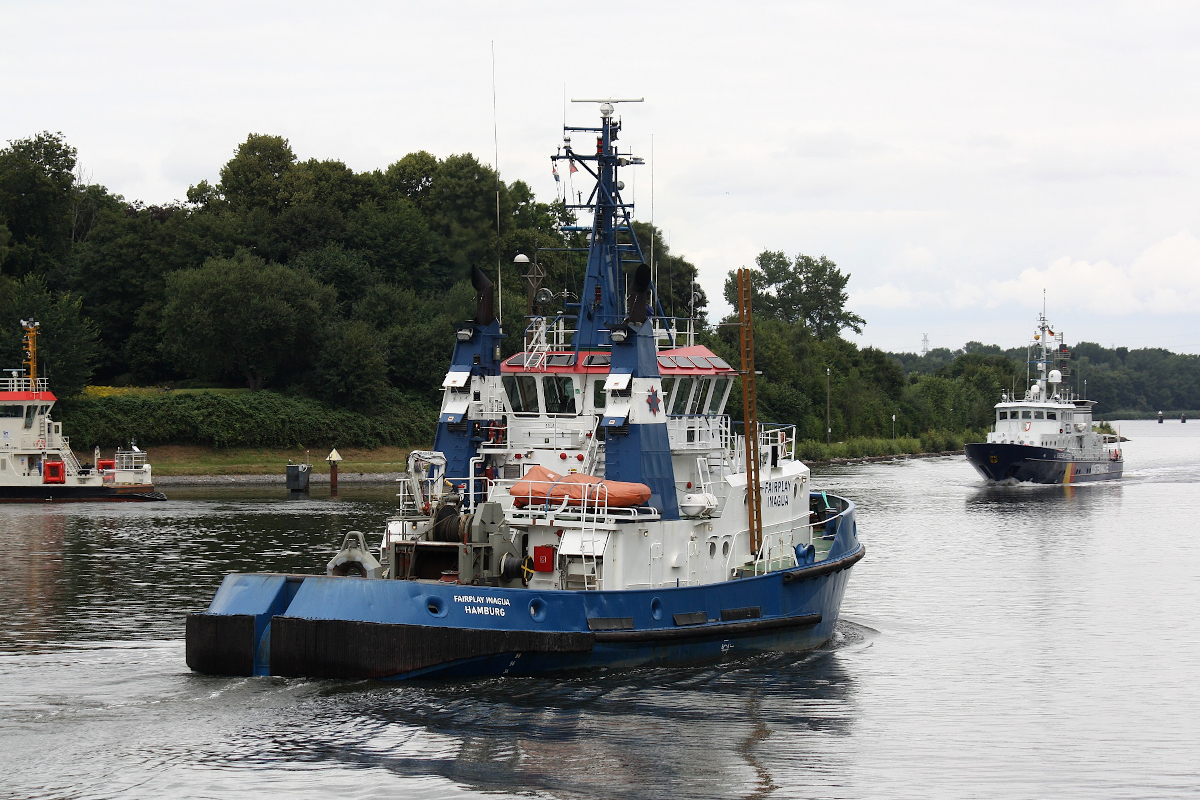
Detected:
left=737, top=268, right=763, bottom=558
left=579, top=482, right=604, bottom=590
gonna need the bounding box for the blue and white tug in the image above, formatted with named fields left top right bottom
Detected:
left=186, top=101, right=865, bottom=680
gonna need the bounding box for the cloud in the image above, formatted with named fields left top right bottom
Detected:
left=852, top=283, right=916, bottom=309
left=985, top=231, right=1200, bottom=314
left=854, top=232, right=1200, bottom=318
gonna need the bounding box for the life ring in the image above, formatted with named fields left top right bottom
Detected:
left=520, top=554, right=535, bottom=584
left=35, top=438, right=46, bottom=450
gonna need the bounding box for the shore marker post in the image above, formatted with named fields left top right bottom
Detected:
left=327, top=448, right=343, bottom=497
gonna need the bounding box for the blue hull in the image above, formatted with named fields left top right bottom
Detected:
left=964, top=443, right=1123, bottom=484
left=187, top=508, right=864, bottom=680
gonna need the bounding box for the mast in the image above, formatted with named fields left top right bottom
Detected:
left=20, top=318, right=39, bottom=390
left=554, top=99, right=646, bottom=348
left=737, top=268, right=763, bottom=555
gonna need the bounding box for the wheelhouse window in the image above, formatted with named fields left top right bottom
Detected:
left=1047, top=411, right=1057, bottom=420
left=1034, top=411, right=1044, bottom=419
left=542, top=376, right=577, bottom=415
left=1021, top=410, right=1032, bottom=419
left=660, top=377, right=675, bottom=407
left=23, top=405, right=35, bottom=429
left=708, top=377, right=730, bottom=414
left=0, top=405, right=21, bottom=418
left=688, top=379, right=712, bottom=415
left=998, top=411, right=1008, bottom=420
left=592, top=378, right=606, bottom=410
left=669, top=377, right=694, bottom=416
left=502, top=375, right=539, bottom=414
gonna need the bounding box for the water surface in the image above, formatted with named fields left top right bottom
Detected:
left=1, top=420, right=1197, bottom=798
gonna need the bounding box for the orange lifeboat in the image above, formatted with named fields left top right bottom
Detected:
left=509, top=464, right=651, bottom=508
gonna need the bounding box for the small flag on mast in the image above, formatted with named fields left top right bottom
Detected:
left=569, top=158, right=578, bottom=175
left=553, top=163, right=560, bottom=183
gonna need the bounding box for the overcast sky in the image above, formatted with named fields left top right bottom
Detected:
left=5, top=1, right=1199, bottom=354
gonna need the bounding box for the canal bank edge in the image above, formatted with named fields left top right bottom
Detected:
left=154, top=450, right=968, bottom=486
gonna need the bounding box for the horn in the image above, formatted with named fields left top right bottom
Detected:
left=625, top=263, right=652, bottom=325
left=470, top=265, right=495, bottom=326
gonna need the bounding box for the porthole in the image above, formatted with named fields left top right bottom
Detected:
left=793, top=482, right=799, bottom=498
left=722, top=540, right=731, bottom=558
left=708, top=541, right=716, bottom=558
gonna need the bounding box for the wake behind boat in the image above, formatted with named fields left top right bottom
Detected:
left=0, top=320, right=165, bottom=502
left=965, top=313, right=1122, bottom=484
left=186, top=100, right=864, bottom=680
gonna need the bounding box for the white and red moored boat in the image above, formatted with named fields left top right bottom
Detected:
left=0, top=320, right=165, bottom=502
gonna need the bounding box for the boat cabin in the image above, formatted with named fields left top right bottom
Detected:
left=989, top=398, right=1096, bottom=448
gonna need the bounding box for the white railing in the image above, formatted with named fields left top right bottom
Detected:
left=666, top=414, right=731, bottom=451
left=114, top=449, right=147, bottom=470
left=521, top=316, right=578, bottom=370
left=0, top=377, right=49, bottom=392
left=730, top=423, right=797, bottom=471
left=498, top=477, right=659, bottom=524
left=469, top=380, right=508, bottom=419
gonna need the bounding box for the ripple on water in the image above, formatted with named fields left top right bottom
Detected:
left=2, top=430, right=1199, bottom=798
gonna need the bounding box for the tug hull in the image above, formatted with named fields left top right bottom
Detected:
left=187, top=515, right=864, bottom=681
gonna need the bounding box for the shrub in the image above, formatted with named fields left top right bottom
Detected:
left=55, top=390, right=435, bottom=449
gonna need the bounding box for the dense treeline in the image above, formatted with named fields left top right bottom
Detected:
left=56, top=392, right=434, bottom=450
left=0, top=131, right=705, bottom=405
left=892, top=340, right=1200, bottom=419
left=3, top=130, right=1197, bottom=450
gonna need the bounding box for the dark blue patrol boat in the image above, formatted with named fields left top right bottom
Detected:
left=186, top=100, right=865, bottom=680
left=965, top=313, right=1123, bottom=484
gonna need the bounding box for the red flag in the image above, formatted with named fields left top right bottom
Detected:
left=569, top=158, right=578, bottom=175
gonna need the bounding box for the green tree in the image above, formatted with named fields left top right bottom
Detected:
left=724, top=250, right=864, bottom=339
left=379, top=151, right=439, bottom=208
left=424, top=153, right=509, bottom=288
left=159, top=251, right=334, bottom=390
left=292, top=244, right=380, bottom=311
left=345, top=199, right=434, bottom=287
left=630, top=221, right=706, bottom=323
left=0, top=275, right=100, bottom=397
left=307, top=320, right=390, bottom=410
left=0, top=132, right=78, bottom=277
left=217, top=134, right=296, bottom=213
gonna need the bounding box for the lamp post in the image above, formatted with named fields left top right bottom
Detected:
left=826, top=367, right=831, bottom=445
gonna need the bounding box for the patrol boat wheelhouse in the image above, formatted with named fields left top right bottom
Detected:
left=186, top=100, right=865, bottom=680
left=965, top=314, right=1122, bottom=483
left=0, top=320, right=164, bottom=501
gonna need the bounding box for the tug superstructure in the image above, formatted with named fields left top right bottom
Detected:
left=187, top=101, right=864, bottom=680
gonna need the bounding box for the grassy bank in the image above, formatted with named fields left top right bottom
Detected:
left=115, top=445, right=413, bottom=477
left=794, top=429, right=982, bottom=463
left=1101, top=410, right=1200, bottom=420
left=58, top=389, right=985, bottom=475
left=122, top=431, right=983, bottom=478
